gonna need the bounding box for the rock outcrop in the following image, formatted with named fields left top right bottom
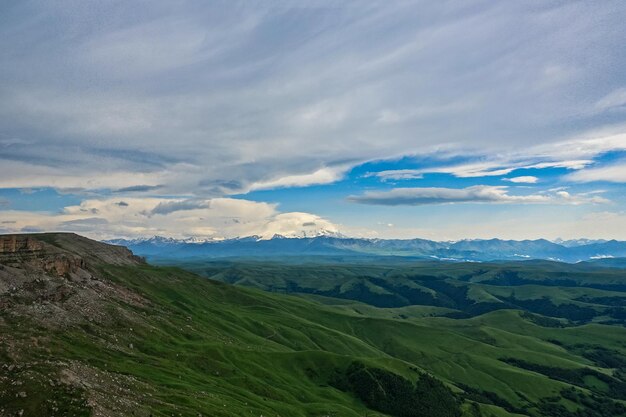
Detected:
left=0, top=233, right=143, bottom=277
left=0, top=233, right=147, bottom=327
left=0, top=235, right=45, bottom=253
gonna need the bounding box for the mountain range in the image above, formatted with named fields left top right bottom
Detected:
left=4, top=232, right=626, bottom=416
left=106, top=235, right=626, bottom=263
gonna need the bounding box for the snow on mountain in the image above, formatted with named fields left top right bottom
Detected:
left=554, top=238, right=609, bottom=247
left=105, top=235, right=626, bottom=263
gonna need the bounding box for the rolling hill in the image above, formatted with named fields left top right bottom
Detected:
left=2, top=233, right=626, bottom=417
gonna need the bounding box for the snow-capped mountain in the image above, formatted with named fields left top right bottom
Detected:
left=265, top=229, right=346, bottom=239
left=553, top=238, right=609, bottom=247
left=107, top=236, right=216, bottom=246
left=105, top=235, right=626, bottom=263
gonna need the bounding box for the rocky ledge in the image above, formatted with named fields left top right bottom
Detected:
left=0, top=233, right=143, bottom=277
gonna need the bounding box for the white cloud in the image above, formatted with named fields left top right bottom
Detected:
left=0, top=2, right=625, bottom=196
left=430, top=163, right=517, bottom=178
left=0, top=197, right=341, bottom=240
left=0, top=1, right=625, bottom=241
left=0, top=160, right=168, bottom=191
left=595, top=87, right=626, bottom=111
left=427, top=157, right=595, bottom=178
left=565, top=163, right=626, bottom=183
left=534, top=132, right=626, bottom=161
left=369, top=163, right=517, bottom=181
left=248, top=166, right=348, bottom=191
left=369, top=169, right=424, bottom=181
left=348, top=185, right=608, bottom=206
left=524, top=160, right=592, bottom=170
left=367, top=131, right=625, bottom=182
left=503, top=176, right=538, bottom=183
left=369, top=161, right=557, bottom=181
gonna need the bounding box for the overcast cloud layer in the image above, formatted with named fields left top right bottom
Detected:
left=1, top=1, right=626, bottom=240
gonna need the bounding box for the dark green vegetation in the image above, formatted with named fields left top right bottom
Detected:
left=2, top=234, right=626, bottom=417
left=331, top=362, right=461, bottom=417
left=181, top=259, right=626, bottom=324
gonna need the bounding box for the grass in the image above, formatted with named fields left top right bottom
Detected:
left=3, top=254, right=626, bottom=416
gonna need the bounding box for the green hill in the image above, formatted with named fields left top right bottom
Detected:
left=1, top=234, right=626, bottom=417
left=179, top=259, right=626, bottom=323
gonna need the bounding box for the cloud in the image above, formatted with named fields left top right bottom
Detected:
left=0, top=197, right=341, bottom=240
left=425, top=164, right=517, bottom=178
left=59, top=217, right=109, bottom=232
left=524, top=160, right=591, bottom=170
left=150, top=199, right=211, bottom=216
left=259, top=212, right=340, bottom=238
left=0, top=1, right=625, bottom=241
left=367, top=131, right=626, bottom=182
left=114, top=185, right=164, bottom=193
left=369, top=169, right=424, bottom=181
left=441, top=158, right=596, bottom=178
left=248, top=166, right=347, bottom=191
left=20, top=226, right=44, bottom=233
left=368, top=155, right=595, bottom=182
left=348, top=185, right=608, bottom=206
left=0, top=1, right=625, bottom=196
left=553, top=190, right=609, bottom=204
left=503, top=176, right=538, bottom=184
left=565, top=163, right=626, bottom=183
left=348, top=186, right=547, bottom=205
left=368, top=164, right=511, bottom=182
left=595, top=87, right=626, bottom=111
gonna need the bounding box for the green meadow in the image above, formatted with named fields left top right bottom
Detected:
left=3, top=248, right=626, bottom=416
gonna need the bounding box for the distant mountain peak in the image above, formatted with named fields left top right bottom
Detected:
left=107, top=234, right=626, bottom=263
left=107, top=229, right=347, bottom=245
left=553, top=238, right=609, bottom=247
left=107, top=235, right=218, bottom=246
left=260, top=229, right=346, bottom=240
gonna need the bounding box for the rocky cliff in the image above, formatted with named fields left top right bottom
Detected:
left=0, top=233, right=146, bottom=327
left=0, top=233, right=142, bottom=277
left=0, top=233, right=150, bottom=416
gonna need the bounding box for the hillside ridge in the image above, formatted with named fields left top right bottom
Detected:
left=2, top=233, right=626, bottom=417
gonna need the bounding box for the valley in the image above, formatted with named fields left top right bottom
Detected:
left=1, top=233, right=626, bottom=417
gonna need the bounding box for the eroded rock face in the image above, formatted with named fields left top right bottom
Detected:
left=0, top=233, right=148, bottom=329
left=0, top=233, right=144, bottom=278
left=44, top=254, right=86, bottom=277
left=0, top=235, right=85, bottom=277
left=0, top=235, right=44, bottom=254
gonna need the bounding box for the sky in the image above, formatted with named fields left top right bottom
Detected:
left=1, top=0, right=626, bottom=241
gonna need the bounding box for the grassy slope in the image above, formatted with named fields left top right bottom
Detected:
left=97, top=264, right=626, bottom=415
left=5, top=260, right=626, bottom=416
left=151, top=259, right=626, bottom=413
left=184, top=260, right=626, bottom=322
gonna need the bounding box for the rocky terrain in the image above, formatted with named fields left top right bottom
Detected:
left=0, top=234, right=149, bottom=416
left=0, top=233, right=145, bottom=325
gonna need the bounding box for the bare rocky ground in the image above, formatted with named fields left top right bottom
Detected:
left=0, top=233, right=146, bottom=328
left=0, top=233, right=154, bottom=417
